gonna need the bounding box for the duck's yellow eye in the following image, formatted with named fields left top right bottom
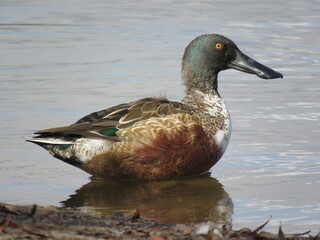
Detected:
left=215, top=43, right=223, bottom=49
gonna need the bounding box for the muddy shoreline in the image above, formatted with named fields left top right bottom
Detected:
left=0, top=202, right=317, bottom=240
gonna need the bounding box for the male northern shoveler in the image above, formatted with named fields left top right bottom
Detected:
left=27, top=34, right=283, bottom=180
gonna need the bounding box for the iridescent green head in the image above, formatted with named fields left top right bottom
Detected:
left=182, top=34, right=283, bottom=93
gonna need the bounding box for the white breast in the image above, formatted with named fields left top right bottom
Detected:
left=192, top=90, right=232, bottom=154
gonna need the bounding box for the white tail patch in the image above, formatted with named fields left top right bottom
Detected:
left=72, top=138, right=113, bottom=163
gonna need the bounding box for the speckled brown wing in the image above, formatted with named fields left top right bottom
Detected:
left=109, top=97, right=191, bottom=129
left=89, top=97, right=191, bottom=136
left=33, top=97, right=192, bottom=140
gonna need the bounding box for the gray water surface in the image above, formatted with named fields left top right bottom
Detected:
left=0, top=0, right=319, bottom=234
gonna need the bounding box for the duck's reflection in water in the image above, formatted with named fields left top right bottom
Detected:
left=62, top=173, right=233, bottom=227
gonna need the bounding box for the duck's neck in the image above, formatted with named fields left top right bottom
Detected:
left=181, top=67, right=223, bottom=108
left=182, top=69, right=220, bottom=98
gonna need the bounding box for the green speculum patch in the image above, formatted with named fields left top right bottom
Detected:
left=100, top=128, right=118, bottom=136
left=59, top=144, right=71, bottom=150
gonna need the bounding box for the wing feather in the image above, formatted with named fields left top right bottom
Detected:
left=32, top=97, right=191, bottom=141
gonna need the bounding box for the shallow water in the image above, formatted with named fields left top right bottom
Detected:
left=0, top=0, right=319, bottom=234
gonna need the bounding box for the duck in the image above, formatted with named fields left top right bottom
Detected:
left=27, top=34, right=283, bottom=180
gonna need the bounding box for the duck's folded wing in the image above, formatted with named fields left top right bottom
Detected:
left=32, top=97, right=191, bottom=140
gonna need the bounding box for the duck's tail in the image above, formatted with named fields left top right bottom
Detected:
left=26, top=135, right=114, bottom=168
left=25, top=136, right=83, bottom=166
left=25, top=137, right=75, bottom=149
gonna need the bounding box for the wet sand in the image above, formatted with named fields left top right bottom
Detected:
left=0, top=202, right=316, bottom=240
